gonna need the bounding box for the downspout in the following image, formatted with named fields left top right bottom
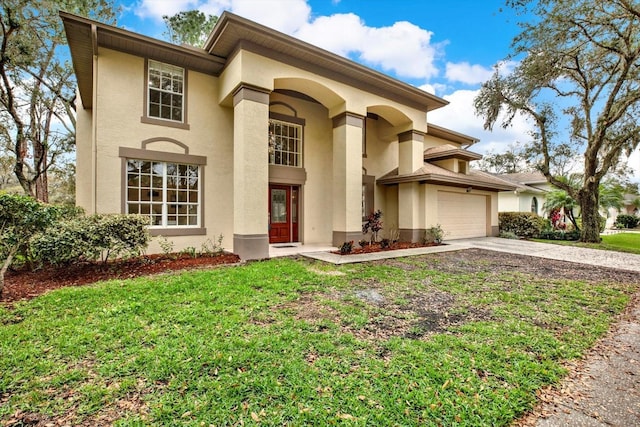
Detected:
left=91, top=24, right=98, bottom=214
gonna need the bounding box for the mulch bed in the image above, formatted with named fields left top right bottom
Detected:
left=332, top=241, right=441, bottom=255
left=1, top=253, right=240, bottom=304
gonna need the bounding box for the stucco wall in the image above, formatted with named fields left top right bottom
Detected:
left=94, top=48, right=234, bottom=252
left=75, top=97, right=93, bottom=212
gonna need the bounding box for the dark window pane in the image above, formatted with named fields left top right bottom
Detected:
left=149, top=89, right=160, bottom=104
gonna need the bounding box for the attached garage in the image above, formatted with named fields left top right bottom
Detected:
left=437, top=191, right=487, bottom=239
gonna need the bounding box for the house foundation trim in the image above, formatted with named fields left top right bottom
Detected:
left=399, top=228, right=425, bottom=243
left=234, top=233, right=269, bottom=260
left=333, top=231, right=362, bottom=246
left=491, top=225, right=499, bottom=237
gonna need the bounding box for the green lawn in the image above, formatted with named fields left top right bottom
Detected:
left=536, top=231, right=640, bottom=254
left=1, top=255, right=636, bottom=426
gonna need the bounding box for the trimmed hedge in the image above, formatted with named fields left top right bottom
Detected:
left=31, top=214, right=150, bottom=266
left=498, top=212, right=547, bottom=238
left=614, top=214, right=639, bottom=229
left=537, top=230, right=581, bottom=241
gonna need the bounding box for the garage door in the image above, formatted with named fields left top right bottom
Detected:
left=437, top=191, right=487, bottom=239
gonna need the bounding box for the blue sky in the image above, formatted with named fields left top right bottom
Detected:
left=112, top=0, right=639, bottom=179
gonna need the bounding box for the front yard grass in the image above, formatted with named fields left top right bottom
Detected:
left=535, top=231, right=640, bottom=255
left=1, top=253, right=637, bottom=426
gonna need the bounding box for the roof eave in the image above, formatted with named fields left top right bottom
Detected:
left=206, top=12, right=449, bottom=112
left=60, top=11, right=226, bottom=109
left=377, top=173, right=516, bottom=192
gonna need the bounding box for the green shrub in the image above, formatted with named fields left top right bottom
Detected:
left=499, top=231, right=519, bottom=239
left=31, top=214, right=150, bottom=265
left=423, top=224, right=445, bottom=244
left=614, top=214, right=639, bottom=229
left=339, top=241, right=354, bottom=254
left=0, top=194, right=67, bottom=294
left=537, top=230, right=581, bottom=241
left=499, top=212, right=546, bottom=238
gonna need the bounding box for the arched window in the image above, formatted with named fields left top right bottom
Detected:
left=531, top=197, right=538, bottom=214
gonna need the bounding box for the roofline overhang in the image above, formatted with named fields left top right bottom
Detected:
left=60, top=11, right=226, bottom=109
left=377, top=173, right=516, bottom=192
left=62, top=10, right=451, bottom=114
left=423, top=148, right=483, bottom=162
left=205, top=11, right=449, bottom=112
left=427, top=123, right=480, bottom=146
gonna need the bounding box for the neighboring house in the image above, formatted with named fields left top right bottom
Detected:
left=492, top=171, right=552, bottom=216
left=607, top=193, right=640, bottom=228
left=61, top=11, right=514, bottom=260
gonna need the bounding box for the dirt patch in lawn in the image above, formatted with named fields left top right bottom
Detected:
left=285, top=248, right=640, bottom=343
left=1, top=252, right=240, bottom=304
left=413, top=248, right=640, bottom=284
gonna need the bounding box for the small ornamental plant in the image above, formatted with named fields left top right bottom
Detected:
left=362, top=209, right=383, bottom=243
left=339, top=240, right=354, bottom=254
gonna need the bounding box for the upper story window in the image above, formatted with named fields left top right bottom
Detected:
left=148, top=60, right=184, bottom=123
left=269, top=119, right=302, bottom=167
left=126, top=159, right=200, bottom=228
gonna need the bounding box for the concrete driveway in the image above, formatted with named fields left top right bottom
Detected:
left=453, top=237, right=640, bottom=273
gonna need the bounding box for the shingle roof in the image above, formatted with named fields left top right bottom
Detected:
left=473, top=170, right=546, bottom=194
left=377, top=163, right=516, bottom=192
left=423, top=144, right=483, bottom=161
left=500, top=171, right=548, bottom=185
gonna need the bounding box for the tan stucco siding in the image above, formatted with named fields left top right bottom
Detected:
left=75, top=98, right=93, bottom=213
left=93, top=48, right=234, bottom=252
left=221, top=50, right=428, bottom=130
left=498, top=192, right=520, bottom=212
left=423, top=134, right=461, bottom=150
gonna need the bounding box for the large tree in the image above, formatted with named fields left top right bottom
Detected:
left=162, top=10, right=218, bottom=47
left=0, top=0, right=117, bottom=202
left=475, top=0, right=640, bottom=242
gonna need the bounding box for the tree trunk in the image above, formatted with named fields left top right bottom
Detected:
left=579, top=182, right=602, bottom=243
left=0, top=246, right=18, bottom=298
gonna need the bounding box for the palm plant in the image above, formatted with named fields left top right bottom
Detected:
left=543, top=189, right=580, bottom=230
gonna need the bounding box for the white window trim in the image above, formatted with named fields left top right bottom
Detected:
left=269, top=119, right=303, bottom=168
left=126, top=159, right=201, bottom=229
left=147, top=60, right=185, bottom=124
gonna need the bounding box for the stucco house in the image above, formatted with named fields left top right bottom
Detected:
left=491, top=171, right=551, bottom=216
left=61, top=11, right=514, bottom=260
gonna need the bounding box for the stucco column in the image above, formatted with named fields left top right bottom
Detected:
left=332, top=112, right=364, bottom=245
left=398, top=130, right=425, bottom=242
left=232, top=85, right=270, bottom=260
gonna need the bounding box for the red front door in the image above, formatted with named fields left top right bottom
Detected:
left=269, top=185, right=299, bottom=243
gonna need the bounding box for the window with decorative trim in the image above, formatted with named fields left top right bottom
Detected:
left=269, top=119, right=302, bottom=167
left=126, top=159, right=200, bottom=227
left=531, top=196, right=538, bottom=214
left=148, top=60, right=184, bottom=122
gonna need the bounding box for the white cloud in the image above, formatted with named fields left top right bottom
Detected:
left=296, top=17, right=439, bottom=79
left=428, top=89, right=534, bottom=155
left=626, top=148, right=640, bottom=183
left=229, top=0, right=311, bottom=34
left=445, top=62, right=493, bottom=85
left=133, top=0, right=216, bottom=20
left=135, top=0, right=441, bottom=80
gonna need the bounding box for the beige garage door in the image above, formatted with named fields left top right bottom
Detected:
left=437, top=191, right=487, bottom=239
